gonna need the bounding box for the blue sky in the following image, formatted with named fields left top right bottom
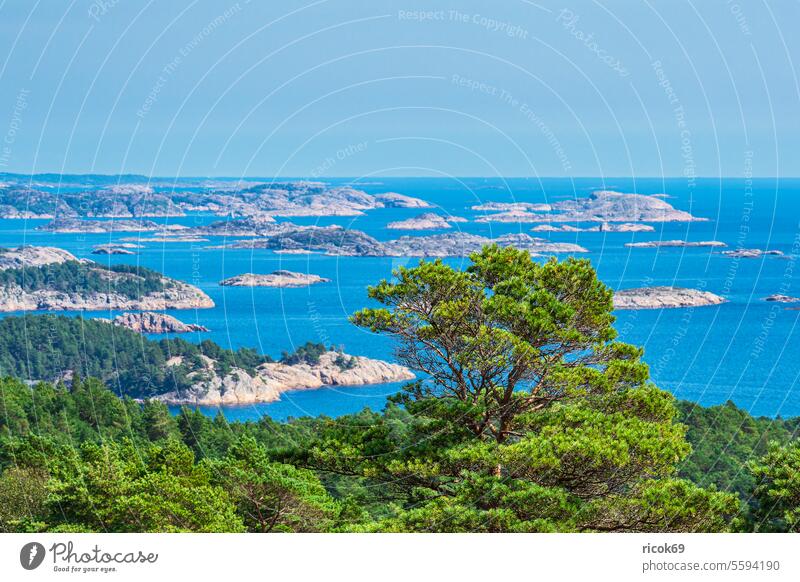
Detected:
left=0, top=0, right=797, bottom=178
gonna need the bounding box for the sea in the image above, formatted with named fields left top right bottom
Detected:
left=2, top=176, right=799, bottom=421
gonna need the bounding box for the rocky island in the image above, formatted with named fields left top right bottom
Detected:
left=531, top=222, right=655, bottom=232
left=0, top=245, right=76, bottom=269
left=0, top=183, right=184, bottom=218
left=476, top=190, right=705, bottom=223
left=153, top=350, right=415, bottom=406
left=0, top=178, right=431, bottom=219
left=91, top=243, right=138, bottom=255
left=0, top=246, right=213, bottom=312
left=472, top=202, right=551, bottom=212
left=625, top=240, right=726, bottom=248
left=613, top=286, right=726, bottom=310
left=387, top=212, right=466, bottom=230
left=532, top=223, right=655, bottom=233
left=211, top=226, right=588, bottom=257
left=37, top=218, right=187, bottom=233
left=220, top=270, right=330, bottom=288
left=381, top=233, right=588, bottom=257
left=763, top=294, right=800, bottom=303
left=722, top=249, right=785, bottom=259
left=0, top=315, right=411, bottom=407
left=475, top=209, right=548, bottom=223
left=374, top=192, right=432, bottom=208
left=111, top=311, right=209, bottom=333
left=200, top=182, right=432, bottom=217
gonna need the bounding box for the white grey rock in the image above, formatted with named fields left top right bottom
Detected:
left=722, top=249, right=784, bottom=259
left=220, top=270, right=330, bottom=288
left=472, top=202, right=551, bottom=212
left=153, top=351, right=415, bottom=405
left=0, top=246, right=77, bottom=270
left=763, top=294, right=800, bottom=303
left=625, top=240, right=726, bottom=248
left=614, top=286, right=726, bottom=310
left=478, top=191, right=704, bottom=223
left=375, top=192, right=432, bottom=208
left=387, top=212, right=465, bottom=230
left=112, top=312, right=209, bottom=333
left=532, top=223, right=655, bottom=233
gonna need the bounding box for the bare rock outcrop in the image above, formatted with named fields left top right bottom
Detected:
left=375, top=192, right=432, bottom=208
left=0, top=246, right=214, bottom=312
left=153, top=351, right=414, bottom=405
left=38, top=218, right=187, bottom=233
left=92, top=244, right=137, bottom=255
left=625, top=240, right=726, bottom=248
left=387, top=212, right=466, bottom=230
left=477, top=191, right=705, bottom=223
left=722, top=249, right=784, bottom=259
left=112, top=312, right=209, bottom=333
left=763, top=294, right=800, bottom=303
left=0, top=280, right=214, bottom=312
left=220, top=270, right=330, bottom=288
left=614, top=287, right=726, bottom=310
left=532, top=223, right=655, bottom=233
left=473, top=202, right=551, bottom=212
left=0, top=246, right=77, bottom=270
left=380, top=232, right=587, bottom=257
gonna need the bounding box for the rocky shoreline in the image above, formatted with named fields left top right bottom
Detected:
left=0, top=180, right=432, bottom=219
left=110, top=312, right=209, bottom=333
left=614, top=286, right=726, bottom=310
left=387, top=212, right=465, bottom=230
left=211, top=227, right=588, bottom=257
left=476, top=190, right=705, bottom=223
left=532, top=223, right=655, bottom=233
left=722, top=249, right=785, bottom=259
left=0, top=246, right=214, bottom=312
left=152, top=351, right=415, bottom=405
left=625, top=240, right=726, bottom=248
left=38, top=218, right=187, bottom=233
left=220, top=270, right=330, bottom=288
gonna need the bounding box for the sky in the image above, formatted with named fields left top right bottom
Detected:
left=0, top=0, right=797, bottom=178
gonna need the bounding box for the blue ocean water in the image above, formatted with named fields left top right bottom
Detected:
left=2, top=176, right=800, bottom=420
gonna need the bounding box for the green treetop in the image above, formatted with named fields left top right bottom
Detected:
left=345, top=245, right=738, bottom=531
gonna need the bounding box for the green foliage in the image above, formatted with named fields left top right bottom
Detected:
left=0, top=466, right=48, bottom=532
left=0, top=315, right=272, bottom=398
left=347, top=246, right=738, bottom=531
left=208, top=437, right=338, bottom=532
left=46, top=439, right=243, bottom=532
left=0, top=261, right=170, bottom=300
left=333, top=353, right=356, bottom=370
left=749, top=441, right=800, bottom=532
left=677, top=400, right=796, bottom=498
left=280, top=342, right=328, bottom=366
left=0, top=247, right=796, bottom=533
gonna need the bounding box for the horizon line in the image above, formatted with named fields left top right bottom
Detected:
left=0, top=172, right=796, bottom=180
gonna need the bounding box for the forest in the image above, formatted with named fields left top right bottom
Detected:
left=0, top=246, right=798, bottom=533
left=0, top=261, right=171, bottom=299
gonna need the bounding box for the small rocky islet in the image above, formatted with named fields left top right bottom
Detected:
left=386, top=212, right=466, bottom=230
left=613, top=287, right=726, bottom=310
left=625, top=240, right=726, bottom=248
left=220, top=270, right=330, bottom=288
left=207, top=226, right=587, bottom=257
left=475, top=190, right=705, bottom=223
left=532, top=223, right=655, bottom=233
left=109, top=312, right=210, bottom=333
